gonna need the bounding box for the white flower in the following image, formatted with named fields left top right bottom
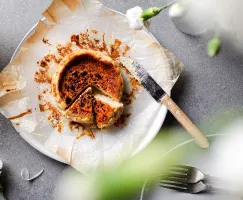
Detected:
left=169, top=2, right=186, bottom=18
left=126, top=6, right=144, bottom=30
left=179, top=0, right=243, bottom=48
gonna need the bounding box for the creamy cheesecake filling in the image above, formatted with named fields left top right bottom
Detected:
left=93, top=93, right=124, bottom=129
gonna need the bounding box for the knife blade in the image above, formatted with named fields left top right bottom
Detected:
left=120, top=57, right=209, bottom=149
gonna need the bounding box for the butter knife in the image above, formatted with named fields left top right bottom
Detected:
left=120, top=57, right=209, bottom=149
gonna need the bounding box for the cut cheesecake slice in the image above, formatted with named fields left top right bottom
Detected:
left=93, top=94, right=124, bottom=129
left=65, top=87, right=94, bottom=125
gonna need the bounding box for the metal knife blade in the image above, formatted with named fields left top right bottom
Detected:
left=120, top=57, right=166, bottom=102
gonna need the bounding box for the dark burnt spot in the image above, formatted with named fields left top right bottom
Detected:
left=68, top=84, right=75, bottom=90
left=40, top=60, right=48, bottom=68
left=66, top=97, right=72, bottom=104
left=71, top=34, right=79, bottom=43
left=79, top=102, right=85, bottom=107
left=86, top=91, right=92, bottom=95
left=72, top=71, right=78, bottom=77
left=81, top=71, right=88, bottom=77
left=95, top=73, right=102, bottom=79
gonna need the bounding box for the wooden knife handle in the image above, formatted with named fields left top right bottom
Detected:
left=161, top=94, right=209, bottom=149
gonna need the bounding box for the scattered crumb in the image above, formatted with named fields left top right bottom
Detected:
left=5, top=89, right=14, bottom=92
left=34, top=69, right=52, bottom=84
left=8, top=109, right=32, bottom=120
left=114, top=113, right=131, bottom=127
left=76, top=128, right=95, bottom=140
left=70, top=29, right=130, bottom=60
left=35, top=54, right=60, bottom=84
left=38, top=95, right=42, bottom=101
left=110, top=39, right=122, bottom=59
left=56, top=43, right=73, bottom=57
left=39, top=101, right=63, bottom=133
left=42, top=88, right=49, bottom=94
left=69, top=122, right=95, bottom=139
left=42, top=38, right=51, bottom=46
left=91, top=30, right=98, bottom=34
left=123, top=45, right=131, bottom=56
left=39, top=104, right=45, bottom=112
left=69, top=121, right=83, bottom=132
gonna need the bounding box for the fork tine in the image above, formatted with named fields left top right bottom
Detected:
left=160, top=174, right=187, bottom=182
left=159, top=181, right=187, bottom=192
left=173, top=165, right=192, bottom=170
left=168, top=168, right=188, bottom=174
left=161, top=172, right=187, bottom=179
left=160, top=180, right=187, bottom=187
left=159, top=184, right=186, bottom=192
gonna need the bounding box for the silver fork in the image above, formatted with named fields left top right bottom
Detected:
left=161, top=165, right=219, bottom=184
left=159, top=165, right=240, bottom=195
left=159, top=180, right=242, bottom=195
left=159, top=180, right=213, bottom=194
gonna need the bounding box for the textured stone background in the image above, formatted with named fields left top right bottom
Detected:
left=1, top=0, right=243, bottom=199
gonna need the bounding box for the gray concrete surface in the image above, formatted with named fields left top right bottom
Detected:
left=0, top=0, right=243, bottom=199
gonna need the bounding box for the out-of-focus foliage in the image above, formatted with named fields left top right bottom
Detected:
left=207, top=37, right=221, bottom=57
left=55, top=132, right=187, bottom=200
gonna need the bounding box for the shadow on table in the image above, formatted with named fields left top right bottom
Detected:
left=0, top=166, right=9, bottom=199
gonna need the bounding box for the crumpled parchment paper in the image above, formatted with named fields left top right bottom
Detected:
left=0, top=0, right=183, bottom=174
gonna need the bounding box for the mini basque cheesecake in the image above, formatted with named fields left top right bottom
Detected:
left=52, top=49, right=124, bottom=128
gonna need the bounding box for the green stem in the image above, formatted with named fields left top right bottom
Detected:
left=140, top=1, right=177, bottom=21
left=161, top=1, right=177, bottom=10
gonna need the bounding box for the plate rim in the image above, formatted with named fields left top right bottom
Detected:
left=10, top=14, right=169, bottom=163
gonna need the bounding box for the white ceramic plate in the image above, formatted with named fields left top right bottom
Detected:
left=141, top=134, right=241, bottom=200
left=11, top=16, right=169, bottom=163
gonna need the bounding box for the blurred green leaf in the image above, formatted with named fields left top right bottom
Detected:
left=58, top=112, right=243, bottom=200
left=207, top=37, right=221, bottom=57
left=95, top=133, right=187, bottom=200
